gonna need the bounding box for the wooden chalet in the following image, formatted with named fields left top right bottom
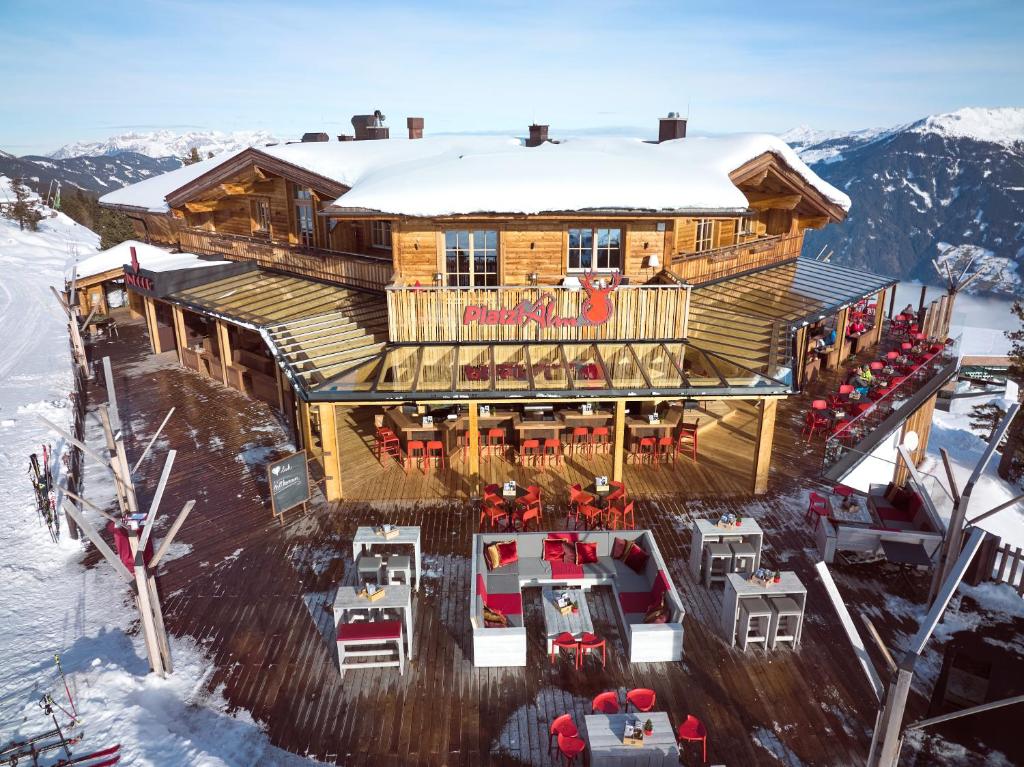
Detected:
left=97, top=114, right=957, bottom=504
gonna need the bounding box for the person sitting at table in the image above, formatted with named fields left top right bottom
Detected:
left=901, top=303, right=915, bottom=318
left=825, top=327, right=837, bottom=347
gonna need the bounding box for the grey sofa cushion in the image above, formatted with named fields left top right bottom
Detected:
left=487, top=571, right=521, bottom=595
left=516, top=534, right=545, bottom=559
left=583, top=556, right=618, bottom=581
left=613, top=560, right=652, bottom=593
left=517, top=558, right=548, bottom=582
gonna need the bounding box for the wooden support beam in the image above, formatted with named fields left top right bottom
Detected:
left=318, top=403, right=343, bottom=501
left=468, top=402, right=480, bottom=477
left=798, top=215, right=830, bottom=230
left=143, top=296, right=162, bottom=354
left=61, top=499, right=133, bottom=583
left=138, top=450, right=176, bottom=551
left=752, top=398, right=778, bottom=495
left=748, top=194, right=803, bottom=211
left=171, top=304, right=187, bottom=364
left=613, top=400, right=626, bottom=482
left=183, top=200, right=222, bottom=214
left=149, top=500, right=196, bottom=569
left=132, top=408, right=176, bottom=473
left=216, top=320, right=231, bottom=384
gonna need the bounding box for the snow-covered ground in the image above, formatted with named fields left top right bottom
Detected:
left=0, top=183, right=318, bottom=765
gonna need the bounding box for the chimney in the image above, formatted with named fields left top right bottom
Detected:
left=526, top=124, right=549, bottom=147
left=351, top=110, right=390, bottom=140
left=658, top=112, right=687, bottom=143
left=407, top=117, right=424, bottom=139
left=301, top=132, right=329, bottom=143
left=337, top=134, right=355, bottom=141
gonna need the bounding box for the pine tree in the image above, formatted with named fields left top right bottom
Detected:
left=996, top=300, right=1024, bottom=483
left=182, top=147, right=202, bottom=166
left=4, top=177, right=43, bottom=231
left=97, top=207, right=136, bottom=249
left=970, top=402, right=1005, bottom=441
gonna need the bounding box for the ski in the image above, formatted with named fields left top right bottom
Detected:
left=0, top=728, right=61, bottom=757
left=50, top=743, right=120, bottom=767
left=0, top=736, right=81, bottom=766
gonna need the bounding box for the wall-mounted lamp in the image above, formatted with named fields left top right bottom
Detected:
left=643, top=241, right=649, bottom=250
left=645, top=254, right=661, bottom=269
left=528, top=272, right=539, bottom=285
left=530, top=242, right=535, bottom=250
left=414, top=240, right=419, bottom=250
left=432, top=271, right=444, bottom=284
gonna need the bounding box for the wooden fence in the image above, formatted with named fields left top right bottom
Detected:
left=669, top=233, right=804, bottom=285
left=178, top=229, right=393, bottom=292
left=386, top=283, right=691, bottom=343
left=992, top=543, right=1024, bottom=597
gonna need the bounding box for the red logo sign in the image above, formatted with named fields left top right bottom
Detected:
left=125, top=245, right=155, bottom=292
left=462, top=272, right=620, bottom=329
left=130, top=246, right=140, bottom=274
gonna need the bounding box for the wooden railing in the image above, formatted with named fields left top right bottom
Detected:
left=670, top=233, right=804, bottom=285
left=178, top=229, right=393, bottom=292
left=992, top=542, right=1024, bottom=597
left=387, top=283, right=691, bottom=343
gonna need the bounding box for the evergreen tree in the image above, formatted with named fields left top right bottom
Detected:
left=182, top=147, right=202, bottom=166
left=997, top=300, right=1024, bottom=483
left=4, top=176, right=43, bottom=231
left=97, top=207, right=136, bottom=249
left=970, top=402, right=1005, bottom=441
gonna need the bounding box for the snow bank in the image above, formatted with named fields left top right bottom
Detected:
left=71, top=240, right=233, bottom=280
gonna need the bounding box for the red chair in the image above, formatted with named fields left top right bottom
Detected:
left=606, top=499, right=635, bottom=531
left=592, top=691, right=620, bottom=714
left=425, top=440, right=445, bottom=471
left=513, top=500, right=541, bottom=531
left=839, top=384, right=854, bottom=397
left=481, top=427, right=507, bottom=462
left=869, top=361, right=884, bottom=372
left=579, top=632, right=607, bottom=669
left=606, top=480, right=626, bottom=504
left=626, top=688, right=656, bottom=712
left=631, top=436, right=657, bottom=465
left=479, top=499, right=509, bottom=531
left=901, top=342, right=913, bottom=352
left=577, top=503, right=604, bottom=531
left=656, top=435, right=675, bottom=466
left=404, top=440, right=426, bottom=473
left=886, top=351, right=899, bottom=361
left=591, top=426, right=612, bottom=455
left=675, top=422, right=698, bottom=462
left=801, top=410, right=829, bottom=442
left=518, top=484, right=542, bottom=521
left=568, top=484, right=596, bottom=528
left=374, top=426, right=401, bottom=466
left=548, top=715, right=578, bottom=755
left=568, top=427, right=592, bottom=458
left=811, top=399, right=829, bottom=411
left=550, top=632, right=580, bottom=666
left=556, top=732, right=587, bottom=767
left=833, top=484, right=854, bottom=498
left=517, top=438, right=541, bottom=467
left=676, top=715, right=708, bottom=763
left=542, top=437, right=563, bottom=467
left=805, top=492, right=830, bottom=529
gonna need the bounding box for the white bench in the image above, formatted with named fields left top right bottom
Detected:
left=336, top=619, right=404, bottom=677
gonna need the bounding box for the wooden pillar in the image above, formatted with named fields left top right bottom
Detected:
left=613, top=399, right=626, bottom=482
left=894, top=392, right=938, bottom=485
left=752, top=398, right=778, bottom=495
left=871, top=289, right=886, bottom=346
left=275, top=363, right=287, bottom=413
left=468, top=403, right=480, bottom=477
left=793, top=326, right=809, bottom=388
left=318, top=403, right=343, bottom=502
left=171, top=304, right=187, bottom=364
left=143, top=296, right=161, bottom=354
left=833, top=307, right=851, bottom=365
left=887, top=287, right=897, bottom=319
left=298, top=400, right=314, bottom=453
left=215, top=320, right=231, bottom=383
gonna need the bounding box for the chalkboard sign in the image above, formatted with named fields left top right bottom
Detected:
left=267, top=450, right=310, bottom=520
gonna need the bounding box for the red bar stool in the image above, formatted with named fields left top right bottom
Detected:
left=518, top=438, right=541, bottom=467
left=633, top=436, right=656, bottom=465
left=542, top=437, right=562, bottom=467
left=579, top=632, right=607, bottom=669
left=404, top=440, right=426, bottom=473
left=375, top=426, right=401, bottom=466
left=568, top=427, right=592, bottom=458
left=656, top=435, right=675, bottom=466
left=591, top=691, right=620, bottom=714
left=626, top=688, right=657, bottom=712
left=548, top=714, right=578, bottom=755
left=556, top=733, right=586, bottom=767
left=550, top=632, right=580, bottom=666
left=676, top=715, right=708, bottom=763
left=481, top=427, right=507, bottom=462
left=591, top=426, right=612, bottom=455
left=425, top=440, right=445, bottom=471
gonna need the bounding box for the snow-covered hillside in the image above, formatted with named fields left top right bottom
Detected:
left=50, top=129, right=281, bottom=160
left=0, top=182, right=315, bottom=765
left=910, top=107, right=1024, bottom=148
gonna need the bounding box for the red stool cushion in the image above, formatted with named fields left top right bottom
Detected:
left=337, top=620, right=401, bottom=642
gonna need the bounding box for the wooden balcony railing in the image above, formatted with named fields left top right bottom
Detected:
left=177, top=229, right=393, bottom=292
left=387, top=283, right=691, bottom=343
left=670, top=233, right=804, bottom=285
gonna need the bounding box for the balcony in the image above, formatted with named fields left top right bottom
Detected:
left=669, top=233, right=804, bottom=285
left=177, top=228, right=393, bottom=292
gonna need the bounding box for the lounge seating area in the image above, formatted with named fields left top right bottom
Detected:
left=470, top=530, right=685, bottom=666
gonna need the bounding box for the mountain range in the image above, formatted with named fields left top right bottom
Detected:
left=1, top=111, right=1021, bottom=296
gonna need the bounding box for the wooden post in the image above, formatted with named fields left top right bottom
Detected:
left=215, top=320, right=231, bottom=384
left=752, top=398, right=777, bottom=495
left=831, top=307, right=850, bottom=368
left=318, top=403, right=343, bottom=501
left=917, top=284, right=927, bottom=327
left=274, top=363, right=287, bottom=414
left=793, top=326, right=809, bottom=387
left=868, top=656, right=917, bottom=767
left=468, top=402, right=480, bottom=477
left=871, top=289, right=886, bottom=346
left=171, top=304, right=187, bottom=364
left=613, top=399, right=626, bottom=482
left=143, top=297, right=161, bottom=354
left=887, top=287, right=897, bottom=319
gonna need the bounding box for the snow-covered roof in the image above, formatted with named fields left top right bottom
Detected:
left=98, top=150, right=244, bottom=212
left=70, top=240, right=233, bottom=280
left=101, top=133, right=851, bottom=217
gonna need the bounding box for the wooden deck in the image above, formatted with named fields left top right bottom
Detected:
left=78, top=315, right=1022, bottom=767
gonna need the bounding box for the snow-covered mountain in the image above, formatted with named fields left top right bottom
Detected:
left=50, top=129, right=281, bottom=160
left=789, top=107, right=1024, bottom=296
left=0, top=151, right=180, bottom=195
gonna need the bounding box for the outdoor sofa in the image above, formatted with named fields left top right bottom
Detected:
left=470, top=529, right=685, bottom=667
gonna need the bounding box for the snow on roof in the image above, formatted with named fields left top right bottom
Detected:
left=70, top=240, right=233, bottom=280
left=100, top=133, right=851, bottom=217
left=98, top=150, right=244, bottom=212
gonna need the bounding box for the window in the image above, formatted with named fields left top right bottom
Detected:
left=445, top=230, right=498, bottom=286
left=293, top=186, right=315, bottom=248
left=567, top=227, right=621, bottom=271
left=694, top=219, right=715, bottom=252
left=371, top=220, right=392, bottom=250
left=250, top=198, right=271, bottom=237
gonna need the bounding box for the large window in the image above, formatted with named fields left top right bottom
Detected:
left=250, top=198, right=271, bottom=237
left=568, top=227, right=621, bottom=271
left=694, top=219, right=715, bottom=252
left=371, top=220, right=392, bottom=250
left=294, top=186, right=315, bottom=248
left=445, top=230, right=498, bottom=286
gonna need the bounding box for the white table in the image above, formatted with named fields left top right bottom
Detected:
left=333, top=584, right=414, bottom=660
left=720, top=571, right=806, bottom=648
left=583, top=712, right=679, bottom=766
left=541, top=586, right=594, bottom=653
left=352, top=526, right=422, bottom=591
left=688, top=518, right=764, bottom=581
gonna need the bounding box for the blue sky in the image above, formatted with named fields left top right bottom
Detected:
left=1, top=0, right=1022, bottom=154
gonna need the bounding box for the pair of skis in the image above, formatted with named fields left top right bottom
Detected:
left=0, top=740, right=119, bottom=767
left=29, top=446, right=59, bottom=543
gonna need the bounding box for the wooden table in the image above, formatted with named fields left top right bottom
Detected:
left=559, top=409, right=614, bottom=429
left=385, top=408, right=446, bottom=445
left=439, top=409, right=516, bottom=452
left=541, top=586, right=594, bottom=652
left=352, top=526, right=422, bottom=591
left=720, top=571, right=806, bottom=647
left=511, top=414, right=562, bottom=442
left=583, top=712, right=679, bottom=766
left=333, top=584, right=414, bottom=659
left=880, top=539, right=933, bottom=567
left=688, top=518, right=764, bottom=580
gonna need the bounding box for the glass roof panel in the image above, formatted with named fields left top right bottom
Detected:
left=418, top=345, right=456, bottom=392
left=529, top=344, right=570, bottom=390
left=669, top=344, right=722, bottom=388
left=377, top=346, right=419, bottom=392
left=493, top=345, right=530, bottom=391
left=455, top=345, right=492, bottom=391
left=631, top=343, right=684, bottom=388
left=597, top=343, right=646, bottom=389
left=564, top=344, right=607, bottom=390
left=320, top=354, right=383, bottom=392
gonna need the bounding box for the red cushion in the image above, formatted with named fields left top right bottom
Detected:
left=623, top=542, right=650, bottom=574
left=547, top=532, right=580, bottom=542
left=544, top=538, right=566, bottom=562
left=611, top=536, right=628, bottom=560
left=906, top=493, right=923, bottom=516
left=487, top=591, right=523, bottom=615
left=550, top=560, right=584, bottom=580
left=475, top=572, right=487, bottom=602
left=618, top=591, right=653, bottom=614
left=878, top=505, right=914, bottom=524
left=650, top=570, right=670, bottom=605
left=575, top=541, right=599, bottom=565
left=497, top=540, right=518, bottom=567
left=337, top=620, right=401, bottom=642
